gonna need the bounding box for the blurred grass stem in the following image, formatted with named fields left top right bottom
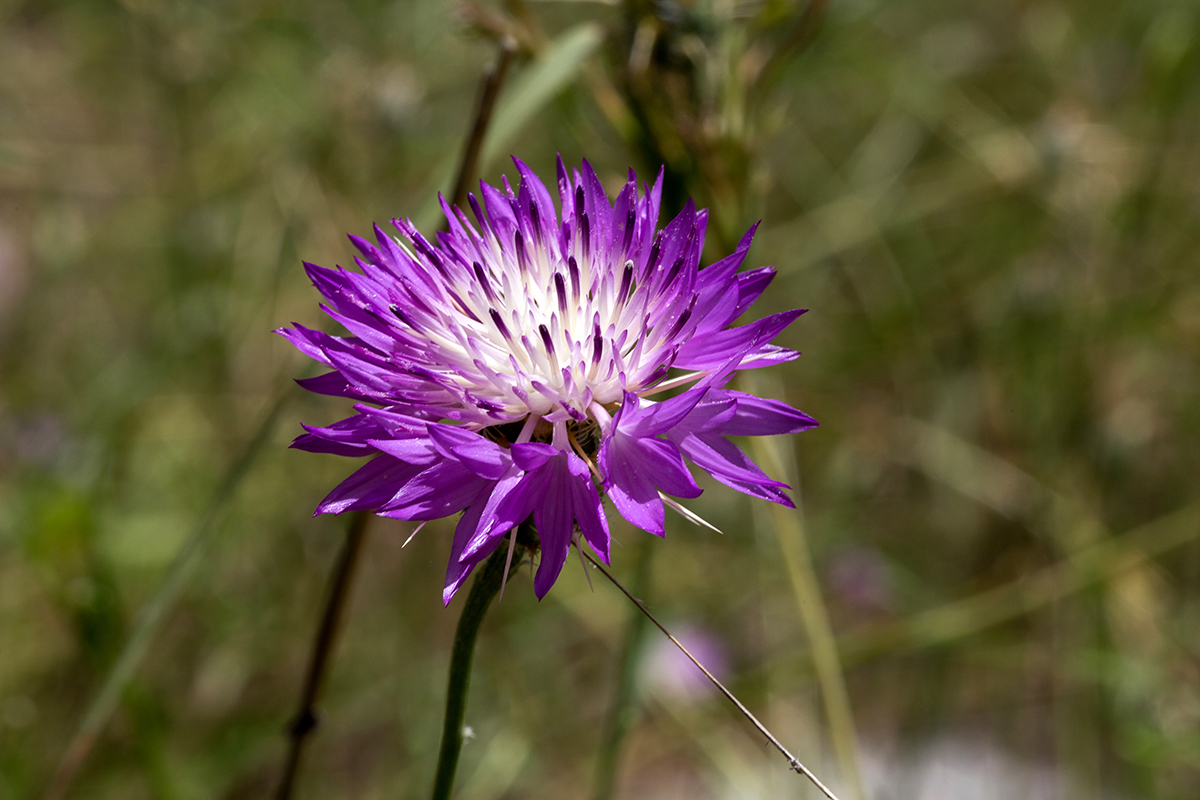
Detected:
left=751, top=433, right=868, bottom=800
left=581, top=550, right=843, bottom=800
left=43, top=390, right=292, bottom=800
left=591, top=533, right=654, bottom=800
left=431, top=525, right=532, bottom=800
left=832, top=501, right=1200, bottom=664
left=767, top=505, right=868, bottom=799
left=273, top=511, right=370, bottom=800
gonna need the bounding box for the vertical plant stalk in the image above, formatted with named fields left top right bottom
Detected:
left=431, top=525, right=532, bottom=800
left=750, top=433, right=868, bottom=800
left=274, top=510, right=371, bottom=800
left=591, top=533, right=655, bottom=800
left=581, top=550, right=843, bottom=800
left=449, top=35, right=518, bottom=210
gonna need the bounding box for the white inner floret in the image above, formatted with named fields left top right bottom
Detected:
left=388, top=220, right=693, bottom=427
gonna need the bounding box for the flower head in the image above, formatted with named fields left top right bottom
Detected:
left=280, top=157, right=816, bottom=603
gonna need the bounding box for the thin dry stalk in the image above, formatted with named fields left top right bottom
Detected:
left=273, top=511, right=370, bottom=800
left=581, top=549, right=844, bottom=800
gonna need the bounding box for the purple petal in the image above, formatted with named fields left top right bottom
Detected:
left=501, top=449, right=611, bottom=598
left=293, top=371, right=358, bottom=398
left=630, top=436, right=702, bottom=498
left=443, top=491, right=502, bottom=605
left=732, top=266, right=776, bottom=320
left=736, top=344, right=801, bottom=369
left=600, top=437, right=666, bottom=534
left=600, top=429, right=701, bottom=535
left=319, top=304, right=399, bottom=355
left=462, top=465, right=536, bottom=561
left=673, top=309, right=806, bottom=370
left=349, top=233, right=386, bottom=268
left=276, top=325, right=331, bottom=365
left=670, top=394, right=737, bottom=434
left=714, top=392, right=819, bottom=436
left=291, top=413, right=384, bottom=456
left=580, top=159, right=613, bottom=254
left=291, top=432, right=371, bottom=456
left=674, top=432, right=794, bottom=507
left=315, top=456, right=423, bottom=515
left=621, top=389, right=707, bottom=436
left=509, top=441, right=560, bottom=471
left=377, top=460, right=489, bottom=520
left=425, top=423, right=511, bottom=480
left=449, top=440, right=511, bottom=480
left=366, top=436, right=440, bottom=464
left=568, top=455, right=610, bottom=563
left=513, top=157, right=560, bottom=249
left=531, top=458, right=574, bottom=598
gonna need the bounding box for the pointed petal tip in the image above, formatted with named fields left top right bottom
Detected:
left=511, top=155, right=540, bottom=179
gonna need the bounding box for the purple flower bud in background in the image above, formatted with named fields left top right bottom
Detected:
left=827, top=545, right=894, bottom=615
left=639, top=623, right=729, bottom=702
left=279, top=157, right=817, bottom=603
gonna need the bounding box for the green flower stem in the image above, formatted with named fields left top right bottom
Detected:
left=431, top=524, right=532, bottom=800
left=592, top=533, right=654, bottom=800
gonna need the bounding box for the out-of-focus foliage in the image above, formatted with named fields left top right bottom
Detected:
left=2, top=1, right=1199, bottom=799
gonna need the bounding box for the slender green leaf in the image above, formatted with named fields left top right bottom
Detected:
left=413, top=22, right=604, bottom=231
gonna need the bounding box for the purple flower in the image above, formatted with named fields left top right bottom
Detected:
left=279, top=157, right=816, bottom=603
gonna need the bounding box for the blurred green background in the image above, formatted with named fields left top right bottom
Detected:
left=2, top=1, right=1200, bottom=798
